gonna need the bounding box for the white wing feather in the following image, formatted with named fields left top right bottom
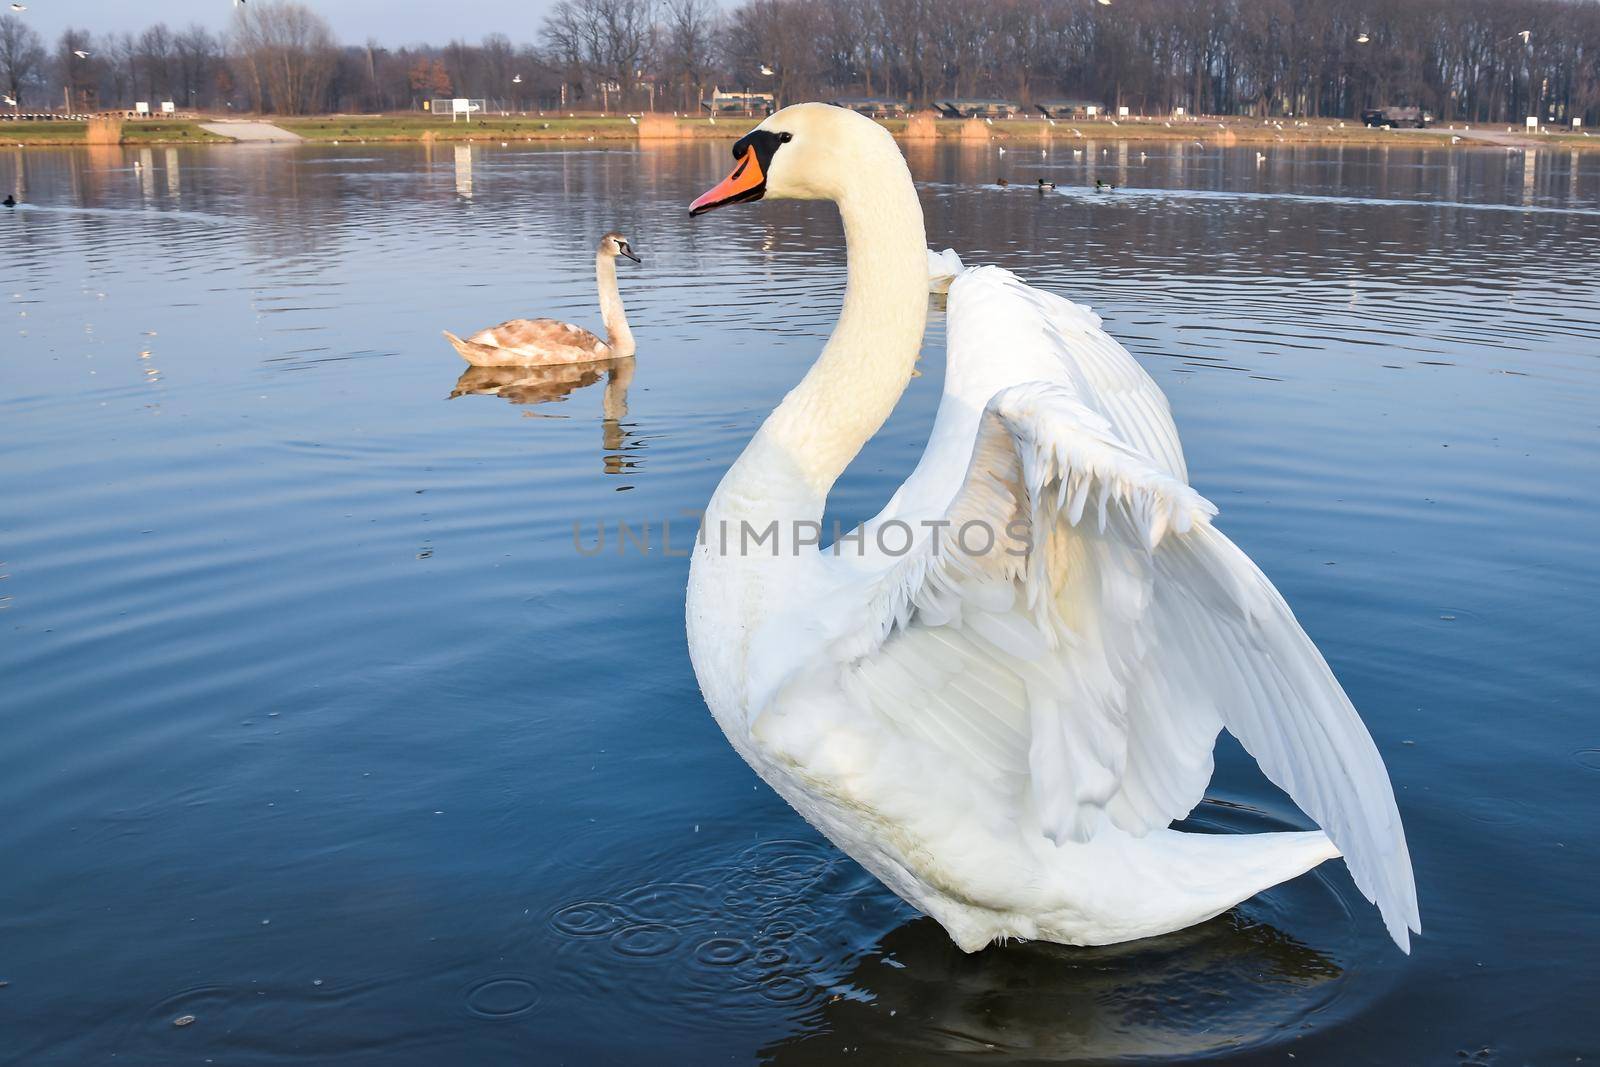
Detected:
left=763, top=265, right=1419, bottom=951
left=927, top=247, right=965, bottom=292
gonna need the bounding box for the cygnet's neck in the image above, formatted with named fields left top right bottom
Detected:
left=596, top=253, right=634, bottom=357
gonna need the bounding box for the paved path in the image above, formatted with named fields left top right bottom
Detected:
left=198, top=121, right=303, bottom=143
left=1382, top=125, right=1545, bottom=149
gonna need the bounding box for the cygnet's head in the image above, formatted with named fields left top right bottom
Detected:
left=599, top=231, right=641, bottom=263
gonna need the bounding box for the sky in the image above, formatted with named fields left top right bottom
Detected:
left=12, top=0, right=562, bottom=49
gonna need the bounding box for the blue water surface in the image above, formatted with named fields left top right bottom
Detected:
left=2, top=136, right=1598, bottom=1064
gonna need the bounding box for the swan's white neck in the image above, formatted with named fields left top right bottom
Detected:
left=712, top=156, right=928, bottom=528
left=596, top=253, right=634, bottom=357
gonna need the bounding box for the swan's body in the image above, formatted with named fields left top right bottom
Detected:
left=444, top=231, right=638, bottom=367
left=685, top=104, right=1418, bottom=953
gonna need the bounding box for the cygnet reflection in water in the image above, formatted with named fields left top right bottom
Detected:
left=451, top=357, right=639, bottom=475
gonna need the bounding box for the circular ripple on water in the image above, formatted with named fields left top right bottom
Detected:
left=759, top=974, right=814, bottom=1005
left=611, top=923, right=684, bottom=959
left=1574, top=748, right=1600, bottom=771
left=464, top=976, right=542, bottom=1019
left=613, top=881, right=713, bottom=923
left=1462, top=795, right=1532, bottom=826
left=550, top=900, right=630, bottom=938
left=693, top=937, right=752, bottom=967
left=139, top=984, right=239, bottom=1036
left=733, top=839, right=842, bottom=892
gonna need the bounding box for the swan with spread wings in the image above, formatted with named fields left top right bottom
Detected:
left=684, top=104, right=1419, bottom=953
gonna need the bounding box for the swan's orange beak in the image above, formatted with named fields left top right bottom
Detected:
left=690, top=146, right=766, bottom=217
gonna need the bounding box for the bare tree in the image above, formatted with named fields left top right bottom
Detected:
left=229, top=0, right=337, bottom=115
left=135, top=23, right=174, bottom=102
left=542, top=0, right=656, bottom=111
left=660, top=0, right=719, bottom=112
left=172, top=25, right=220, bottom=110
left=0, top=13, right=45, bottom=106
left=16, top=0, right=1600, bottom=123
left=57, top=28, right=99, bottom=111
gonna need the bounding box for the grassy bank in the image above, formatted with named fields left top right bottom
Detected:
left=279, top=112, right=1574, bottom=149
left=4, top=112, right=1593, bottom=151
left=1, top=120, right=229, bottom=145
left=273, top=114, right=730, bottom=142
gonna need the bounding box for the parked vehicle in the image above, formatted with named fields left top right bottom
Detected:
left=1362, top=106, right=1432, bottom=129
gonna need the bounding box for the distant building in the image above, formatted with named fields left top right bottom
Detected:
left=829, top=98, right=909, bottom=118
left=933, top=99, right=1023, bottom=119
left=702, top=90, right=775, bottom=117
left=1035, top=99, right=1104, bottom=119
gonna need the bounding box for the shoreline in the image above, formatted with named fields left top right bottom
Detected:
left=3, top=113, right=1594, bottom=152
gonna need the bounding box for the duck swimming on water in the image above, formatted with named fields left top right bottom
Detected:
left=1037, top=178, right=1056, bottom=191
left=444, top=231, right=640, bottom=367
left=3, top=194, right=15, bottom=208
left=1095, top=178, right=1116, bottom=192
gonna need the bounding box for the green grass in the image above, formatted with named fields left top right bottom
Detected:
left=0, top=121, right=88, bottom=143
left=0, top=120, right=229, bottom=145
left=5, top=112, right=1592, bottom=150
left=121, top=122, right=230, bottom=144
left=275, top=114, right=663, bottom=142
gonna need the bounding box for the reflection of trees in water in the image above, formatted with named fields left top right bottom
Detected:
left=451, top=356, right=641, bottom=475
left=763, top=911, right=1342, bottom=1064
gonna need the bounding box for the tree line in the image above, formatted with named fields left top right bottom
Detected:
left=1, top=0, right=1595, bottom=124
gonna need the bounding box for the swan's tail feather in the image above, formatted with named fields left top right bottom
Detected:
left=928, top=247, right=965, bottom=293
left=1111, top=829, right=1341, bottom=940
left=443, top=330, right=488, bottom=365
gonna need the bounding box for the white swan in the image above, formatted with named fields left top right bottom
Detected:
left=685, top=104, right=1419, bottom=953
left=443, top=231, right=639, bottom=366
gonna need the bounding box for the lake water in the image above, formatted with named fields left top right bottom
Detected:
left=3, top=136, right=1598, bottom=1064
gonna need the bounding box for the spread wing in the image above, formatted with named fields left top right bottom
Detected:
left=761, top=267, right=1420, bottom=950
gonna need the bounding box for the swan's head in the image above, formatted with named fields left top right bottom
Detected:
left=598, top=231, right=641, bottom=263
left=689, top=103, right=906, bottom=216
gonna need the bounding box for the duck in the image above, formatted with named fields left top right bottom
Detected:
left=996, top=177, right=1009, bottom=187
left=3, top=194, right=14, bottom=208
left=684, top=104, right=1419, bottom=954
left=1095, top=178, right=1115, bottom=192
left=443, top=231, right=639, bottom=366
left=1037, top=177, right=1056, bottom=191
